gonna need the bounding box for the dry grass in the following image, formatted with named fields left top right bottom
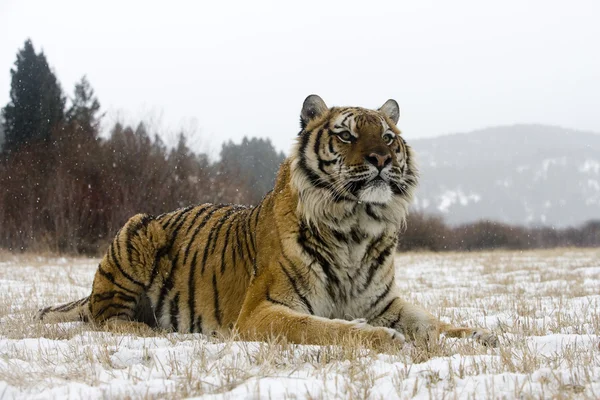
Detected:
left=1, top=248, right=599, bottom=399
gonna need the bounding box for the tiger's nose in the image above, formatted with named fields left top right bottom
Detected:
left=365, top=153, right=392, bottom=171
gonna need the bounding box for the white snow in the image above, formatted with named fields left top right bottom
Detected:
left=437, top=189, right=481, bottom=213
left=534, top=157, right=567, bottom=181
left=579, top=160, right=600, bottom=175
left=1, top=249, right=599, bottom=399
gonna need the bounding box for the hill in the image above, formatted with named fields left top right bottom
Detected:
left=410, top=124, right=600, bottom=227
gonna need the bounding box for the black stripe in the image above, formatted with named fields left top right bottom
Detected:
left=183, top=205, right=220, bottom=266
left=315, top=129, right=339, bottom=174
left=209, top=207, right=236, bottom=254
left=245, top=210, right=256, bottom=256
left=195, top=315, right=203, bottom=334
left=350, top=227, right=363, bottom=243
left=360, top=242, right=395, bottom=294
left=369, top=281, right=393, bottom=311
left=183, top=205, right=211, bottom=236
left=230, top=215, right=240, bottom=272
left=297, top=225, right=340, bottom=298
left=170, top=293, right=180, bottom=332
left=331, top=229, right=348, bottom=244
left=160, top=212, right=177, bottom=229
left=93, top=303, right=133, bottom=320
left=320, top=157, right=338, bottom=166
left=365, top=204, right=381, bottom=221
left=386, top=300, right=403, bottom=328
left=93, top=290, right=136, bottom=304
left=164, top=205, right=194, bottom=230
left=125, top=214, right=153, bottom=267
left=97, top=264, right=138, bottom=295
left=188, top=251, right=200, bottom=331
left=340, top=112, right=353, bottom=127
left=253, top=201, right=264, bottom=229
left=110, top=312, right=134, bottom=320
left=52, top=298, right=85, bottom=313
left=155, top=253, right=179, bottom=322
left=314, top=129, right=324, bottom=169
left=233, top=213, right=243, bottom=259
left=372, top=297, right=397, bottom=322
left=279, top=262, right=314, bottom=314
left=109, top=243, right=145, bottom=288
left=220, top=215, right=236, bottom=274
left=232, top=214, right=251, bottom=277
left=147, top=245, right=168, bottom=290
left=298, top=128, right=331, bottom=190
left=266, top=291, right=294, bottom=309
left=37, top=307, right=52, bottom=319
left=201, top=207, right=235, bottom=275
left=363, top=234, right=385, bottom=261
left=351, top=234, right=384, bottom=281
left=213, top=272, right=222, bottom=326
left=166, top=206, right=204, bottom=254
left=240, top=211, right=254, bottom=262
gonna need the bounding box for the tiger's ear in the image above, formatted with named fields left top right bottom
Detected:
left=300, top=95, right=328, bottom=129
left=378, top=99, right=400, bottom=125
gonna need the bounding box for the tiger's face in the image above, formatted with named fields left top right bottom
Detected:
left=292, top=95, right=417, bottom=215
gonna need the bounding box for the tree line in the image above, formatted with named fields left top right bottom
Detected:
left=0, top=40, right=284, bottom=254
left=1, top=40, right=598, bottom=255
left=399, top=213, right=600, bottom=251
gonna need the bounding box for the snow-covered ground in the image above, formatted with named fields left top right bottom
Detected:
left=1, top=249, right=599, bottom=399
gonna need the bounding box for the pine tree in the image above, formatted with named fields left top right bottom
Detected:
left=219, top=137, right=285, bottom=204
left=1, top=39, right=65, bottom=154
left=0, top=121, right=4, bottom=151
left=66, top=75, right=101, bottom=138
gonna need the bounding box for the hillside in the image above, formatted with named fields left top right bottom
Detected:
left=410, top=124, right=600, bottom=227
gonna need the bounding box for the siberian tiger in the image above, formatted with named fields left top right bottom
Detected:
left=37, top=95, right=498, bottom=349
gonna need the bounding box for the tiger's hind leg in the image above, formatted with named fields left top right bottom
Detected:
left=88, top=214, right=169, bottom=328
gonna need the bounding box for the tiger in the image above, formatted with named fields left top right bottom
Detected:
left=37, top=95, right=498, bottom=349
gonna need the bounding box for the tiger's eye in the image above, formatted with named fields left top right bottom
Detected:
left=383, top=133, right=395, bottom=144
left=337, top=131, right=353, bottom=142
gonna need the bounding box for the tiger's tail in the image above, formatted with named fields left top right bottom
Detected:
left=36, top=295, right=92, bottom=323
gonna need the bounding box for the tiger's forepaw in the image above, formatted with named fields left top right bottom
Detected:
left=350, top=318, right=406, bottom=347
left=381, top=326, right=406, bottom=344
left=471, top=329, right=499, bottom=347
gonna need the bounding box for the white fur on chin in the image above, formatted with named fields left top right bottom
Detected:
left=358, top=183, right=392, bottom=204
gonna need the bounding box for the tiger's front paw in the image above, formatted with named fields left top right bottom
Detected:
left=350, top=319, right=405, bottom=348
left=379, top=326, right=406, bottom=345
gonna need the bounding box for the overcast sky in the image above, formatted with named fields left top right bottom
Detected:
left=1, top=0, right=599, bottom=154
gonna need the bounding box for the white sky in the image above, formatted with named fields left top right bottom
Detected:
left=1, top=0, right=599, bottom=154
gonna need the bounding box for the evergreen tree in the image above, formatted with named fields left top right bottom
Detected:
left=219, top=137, right=285, bottom=204
left=66, top=76, right=101, bottom=138
left=1, top=39, right=65, bottom=154
left=0, top=121, right=4, bottom=151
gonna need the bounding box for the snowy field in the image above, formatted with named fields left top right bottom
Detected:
left=1, top=248, right=599, bottom=399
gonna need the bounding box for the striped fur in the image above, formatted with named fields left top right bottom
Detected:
left=37, top=95, right=498, bottom=349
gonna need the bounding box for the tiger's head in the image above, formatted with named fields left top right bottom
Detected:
left=290, top=94, right=418, bottom=228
